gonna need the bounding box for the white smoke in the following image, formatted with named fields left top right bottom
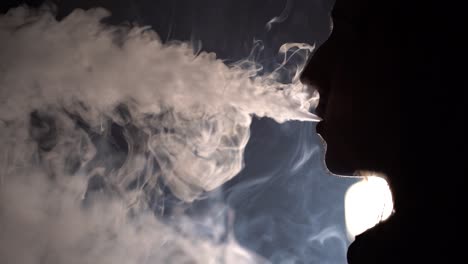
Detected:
left=0, top=5, right=318, bottom=264
left=0, top=170, right=269, bottom=264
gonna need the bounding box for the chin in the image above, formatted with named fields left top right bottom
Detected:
left=318, top=133, right=357, bottom=177
left=322, top=146, right=387, bottom=178
left=318, top=132, right=384, bottom=178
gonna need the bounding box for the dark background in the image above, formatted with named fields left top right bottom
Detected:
left=0, top=0, right=461, bottom=263
left=0, top=0, right=332, bottom=63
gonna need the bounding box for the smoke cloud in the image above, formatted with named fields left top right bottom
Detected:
left=0, top=5, right=319, bottom=263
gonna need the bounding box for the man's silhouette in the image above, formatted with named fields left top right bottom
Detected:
left=301, top=0, right=402, bottom=263
left=300, top=0, right=453, bottom=262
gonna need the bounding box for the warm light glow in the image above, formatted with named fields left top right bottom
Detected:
left=345, top=174, right=393, bottom=240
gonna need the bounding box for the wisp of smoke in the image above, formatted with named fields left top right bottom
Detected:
left=0, top=6, right=319, bottom=264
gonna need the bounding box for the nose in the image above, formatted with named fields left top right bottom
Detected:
left=300, top=51, right=328, bottom=95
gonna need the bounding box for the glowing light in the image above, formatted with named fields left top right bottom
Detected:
left=344, top=174, right=393, bottom=240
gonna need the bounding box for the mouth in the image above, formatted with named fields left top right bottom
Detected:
left=316, top=120, right=325, bottom=138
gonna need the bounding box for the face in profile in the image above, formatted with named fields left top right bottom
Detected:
left=300, top=8, right=400, bottom=179
left=300, top=2, right=403, bottom=263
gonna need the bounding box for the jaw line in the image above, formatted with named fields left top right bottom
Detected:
left=317, top=133, right=363, bottom=179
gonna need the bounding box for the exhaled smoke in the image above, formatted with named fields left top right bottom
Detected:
left=0, top=6, right=318, bottom=264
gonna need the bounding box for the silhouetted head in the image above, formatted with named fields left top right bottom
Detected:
left=301, top=2, right=402, bottom=262
left=300, top=0, right=400, bottom=182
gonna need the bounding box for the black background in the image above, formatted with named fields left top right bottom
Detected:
left=0, top=0, right=462, bottom=263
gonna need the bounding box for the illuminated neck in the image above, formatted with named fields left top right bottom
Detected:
left=344, top=172, right=394, bottom=241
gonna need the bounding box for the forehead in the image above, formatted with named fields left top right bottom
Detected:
left=332, top=0, right=372, bottom=18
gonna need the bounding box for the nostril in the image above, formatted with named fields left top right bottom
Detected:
left=299, top=75, right=311, bottom=89
left=300, top=71, right=320, bottom=86
left=313, top=89, right=329, bottom=117
left=300, top=68, right=329, bottom=96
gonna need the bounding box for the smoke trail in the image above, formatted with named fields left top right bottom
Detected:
left=225, top=120, right=355, bottom=264
left=0, top=5, right=318, bottom=264
left=265, top=0, right=293, bottom=31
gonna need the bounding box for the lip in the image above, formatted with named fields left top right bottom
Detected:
left=316, top=120, right=325, bottom=136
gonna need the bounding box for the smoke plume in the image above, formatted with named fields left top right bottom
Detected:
left=0, top=5, right=318, bottom=263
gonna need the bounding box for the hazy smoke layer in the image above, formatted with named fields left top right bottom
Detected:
left=0, top=6, right=318, bottom=264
